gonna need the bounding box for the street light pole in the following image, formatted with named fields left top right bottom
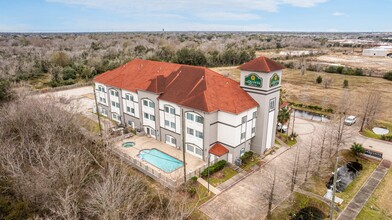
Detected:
left=93, top=84, right=103, bottom=137
left=330, top=156, right=339, bottom=220
left=207, top=152, right=210, bottom=194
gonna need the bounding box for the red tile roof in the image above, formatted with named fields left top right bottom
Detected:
left=279, top=102, right=290, bottom=109
left=94, top=59, right=258, bottom=114
left=238, top=56, right=285, bottom=73
left=209, top=143, right=229, bottom=157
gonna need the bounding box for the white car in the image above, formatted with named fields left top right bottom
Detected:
left=344, top=115, right=357, bottom=126
left=277, top=123, right=288, bottom=133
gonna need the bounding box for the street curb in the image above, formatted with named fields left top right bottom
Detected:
left=357, top=131, right=392, bottom=145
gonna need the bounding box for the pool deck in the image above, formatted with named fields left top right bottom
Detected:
left=115, top=135, right=206, bottom=183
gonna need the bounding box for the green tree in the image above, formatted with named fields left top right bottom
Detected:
left=278, top=108, right=290, bottom=124
left=174, top=48, right=207, bottom=66
left=384, top=71, right=392, bottom=81
left=0, top=79, right=12, bottom=102
left=316, top=75, right=323, bottom=84
left=62, top=66, right=77, bottom=80
left=351, top=142, right=365, bottom=155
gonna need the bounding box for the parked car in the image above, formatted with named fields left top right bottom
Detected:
left=277, top=122, right=288, bottom=133
left=344, top=115, right=357, bottom=126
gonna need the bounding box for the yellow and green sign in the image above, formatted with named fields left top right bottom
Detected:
left=245, top=73, right=262, bottom=88
left=270, top=74, right=280, bottom=87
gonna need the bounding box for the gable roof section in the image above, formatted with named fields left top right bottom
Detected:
left=238, top=56, right=284, bottom=73
left=95, top=59, right=258, bottom=114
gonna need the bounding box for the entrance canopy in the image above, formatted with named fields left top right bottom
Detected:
left=209, top=143, right=229, bottom=157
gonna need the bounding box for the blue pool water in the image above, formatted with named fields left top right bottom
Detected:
left=138, top=149, right=184, bottom=173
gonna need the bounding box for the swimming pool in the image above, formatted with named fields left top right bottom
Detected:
left=138, top=148, right=183, bottom=173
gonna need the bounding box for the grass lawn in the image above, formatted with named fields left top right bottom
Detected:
left=240, top=155, right=261, bottom=171
left=270, top=192, right=335, bottom=220
left=276, top=132, right=297, bottom=146
left=204, top=167, right=238, bottom=187
left=357, top=170, right=392, bottom=220
left=300, top=150, right=378, bottom=209
left=188, top=182, right=215, bottom=220
left=362, top=120, right=392, bottom=141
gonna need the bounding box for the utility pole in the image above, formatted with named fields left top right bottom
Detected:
left=330, top=156, right=339, bottom=220
left=93, top=84, right=103, bottom=137
left=291, top=109, right=296, bottom=138
left=181, top=109, right=187, bottom=183
left=207, top=152, right=210, bottom=194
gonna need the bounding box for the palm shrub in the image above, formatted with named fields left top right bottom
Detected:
left=351, top=142, right=365, bottom=155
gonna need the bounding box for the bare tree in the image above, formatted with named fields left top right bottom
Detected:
left=290, top=145, right=301, bottom=192
left=304, top=138, right=314, bottom=182
left=267, top=167, right=277, bottom=219
left=359, top=91, right=382, bottom=132
left=317, top=123, right=330, bottom=171
left=323, top=76, right=332, bottom=89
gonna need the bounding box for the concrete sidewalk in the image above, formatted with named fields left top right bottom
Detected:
left=197, top=177, right=221, bottom=195
left=337, top=161, right=390, bottom=220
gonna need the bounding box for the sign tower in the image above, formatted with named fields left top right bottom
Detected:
left=238, top=56, right=284, bottom=154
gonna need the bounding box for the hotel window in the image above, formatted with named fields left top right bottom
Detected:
left=187, top=128, right=194, bottom=135
left=195, top=147, right=203, bottom=156
left=98, top=86, right=106, bottom=93
left=150, top=115, right=155, bottom=121
left=252, top=127, right=256, bottom=134
left=187, top=144, right=194, bottom=152
left=165, top=120, right=170, bottom=127
left=126, top=106, right=135, bottom=114
left=170, top=122, right=176, bottom=129
left=166, top=135, right=176, bottom=145
left=144, top=113, right=149, bottom=119
left=112, top=113, right=121, bottom=122
left=195, top=115, right=204, bottom=124
left=241, top=132, right=246, bottom=140
left=186, top=113, right=194, bottom=121
left=253, top=111, right=257, bottom=118
left=242, top=116, right=247, bottom=124
left=164, top=105, right=175, bottom=115
left=269, top=98, right=276, bottom=112
left=143, top=99, right=155, bottom=108
left=125, top=94, right=134, bottom=101
left=110, top=90, right=118, bottom=97
left=195, top=130, right=204, bottom=139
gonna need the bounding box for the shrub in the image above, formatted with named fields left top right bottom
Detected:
left=381, top=135, right=392, bottom=141
left=0, top=78, right=12, bottom=102
left=325, top=66, right=338, bottom=73
left=187, top=187, right=196, bottom=197
left=354, top=68, right=364, bottom=76
left=201, top=160, right=226, bottom=177
left=190, top=176, right=198, bottom=184
left=316, top=75, right=322, bottom=84
left=384, top=71, right=392, bottom=81
left=240, top=151, right=253, bottom=161
left=351, top=142, right=365, bottom=155
left=343, top=79, right=349, bottom=88
left=62, top=66, right=77, bottom=80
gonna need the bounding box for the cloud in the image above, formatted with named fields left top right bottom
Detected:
left=332, top=12, right=346, bottom=16
left=196, top=12, right=261, bottom=21
left=47, top=0, right=328, bottom=14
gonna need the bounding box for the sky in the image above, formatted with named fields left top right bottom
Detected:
left=0, top=0, right=391, bottom=32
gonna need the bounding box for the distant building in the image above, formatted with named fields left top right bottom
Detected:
left=94, top=57, right=284, bottom=163
left=362, top=46, right=392, bottom=57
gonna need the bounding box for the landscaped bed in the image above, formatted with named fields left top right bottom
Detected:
left=203, top=167, right=238, bottom=187
left=301, top=150, right=378, bottom=210
left=362, top=120, right=392, bottom=142
left=270, top=192, right=335, bottom=220
left=357, top=169, right=392, bottom=220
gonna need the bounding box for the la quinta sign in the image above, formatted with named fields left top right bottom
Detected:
left=270, top=73, right=280, bottom=87
left=245, top=73, right=262, bottom=88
